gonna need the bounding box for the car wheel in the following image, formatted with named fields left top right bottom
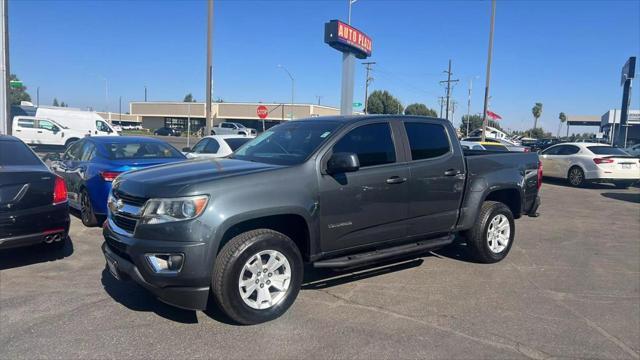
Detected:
left=212, top=229, right=303, bottom=325
left=80, top=189, right=98, bottom=227
left=65, top=138, right=79, bottom=148
left=567, top=166, right=585, bottom=187
left=463, top=201, right=515, bottom=263
left=238, top=132, right=247, bottom=136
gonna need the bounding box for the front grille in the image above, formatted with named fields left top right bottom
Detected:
left=105, top=236, right=132, bottom=262
left=113, top=215, right=137, bottom=233
left=113, top=190, right=148, bottom=207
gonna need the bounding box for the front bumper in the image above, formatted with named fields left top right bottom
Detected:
left=101, top=221, right=211, bottom=310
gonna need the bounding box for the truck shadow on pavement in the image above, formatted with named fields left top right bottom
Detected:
left=0, top=237, right=74, bottom=271
left=100, top=269, right=201, bottom=324
left=601, top=192, right=640, bottom=203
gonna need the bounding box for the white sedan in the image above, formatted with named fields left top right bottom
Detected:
left=182, top=135, right=253, bottom=159
left=540, top=142, right=639, bottom=188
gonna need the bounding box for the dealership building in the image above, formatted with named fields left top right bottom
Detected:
left=566, top=109, right=639, bottom=145
left=102, top=102, right=342, bottom=133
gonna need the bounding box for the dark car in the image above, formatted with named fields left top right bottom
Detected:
left=153, top=127, right=181, bottom=137
left=103, top=116, right=541, bottom=324
left=49, top=136, right=186, bottom=227
left=0, top=136, right=69, bottom=250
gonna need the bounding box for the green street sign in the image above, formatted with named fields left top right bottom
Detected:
left=10, top=80, right=23, bottom=89
left=352, top=102, right=362, bottom=107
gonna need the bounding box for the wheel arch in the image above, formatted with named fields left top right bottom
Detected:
left=483, top=187, right=522, bottom=219
left=217, top=212, right=313, bottom=262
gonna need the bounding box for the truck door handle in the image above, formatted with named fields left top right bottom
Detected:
left=444, top=169, right=461, bottom=176
left=386, top=176, right=407, bottom=184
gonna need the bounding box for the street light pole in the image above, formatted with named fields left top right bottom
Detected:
left=348, top=0, right=358, bottom=25
left=481, top=0, right=496, bottom=142
left=144, top=85, right=147, bottom=102
left=277, top=64, right=294, bottom=120
left=37, top=86, right=40, bottom=107
left=204, top=0, right=214, bottom=136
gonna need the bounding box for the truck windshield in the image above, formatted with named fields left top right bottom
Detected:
left=232, top=121, right=341, bottom=165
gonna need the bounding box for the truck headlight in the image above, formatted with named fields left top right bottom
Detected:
left=140, top=195, right=209, bottom=225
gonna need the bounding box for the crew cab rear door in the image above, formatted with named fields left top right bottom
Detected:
left=318, top=120, right=409, bottom=252
left=399, top=120, right=465, bottom=237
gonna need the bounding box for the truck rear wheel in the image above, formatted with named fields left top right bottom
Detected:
left=212, top=229, right=303, bottom=325
left=463, top=201, right=514, bottom=263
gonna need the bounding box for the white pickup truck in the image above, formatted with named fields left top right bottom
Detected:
left=12, top=107, right=118, bottom=148
left=211, top=122, right=257, bottom=136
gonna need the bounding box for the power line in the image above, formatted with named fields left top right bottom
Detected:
left=439, top=59, right=459, bottom=121
left=362, top=61, right=375, bottom=114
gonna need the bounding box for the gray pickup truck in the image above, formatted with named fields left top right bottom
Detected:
left=102, top=116, right=541, bottom=324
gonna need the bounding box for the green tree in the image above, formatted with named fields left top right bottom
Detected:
left=60, top=101, right=67, bottom=107
left=558, top=112, right=566, bottom=138
left=459, top=114, right=503, bottom=137
left=531, top=102, right=543, bottom=130
left=524, top=127, right=550, bottom=139
left=366, top=90, right=403, bottom=115
left=52, top=98, right=59, bottom=107
left=404, top=103, right=437, bottom=117
left=9, top=74, right=31, bottom=105
left=183, top=93, right=196, bottom=102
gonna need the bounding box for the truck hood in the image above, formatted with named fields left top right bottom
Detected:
left=113, top=158, right=283, bottom=198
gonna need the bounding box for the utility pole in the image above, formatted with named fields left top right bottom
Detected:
left=362, top=61, right=375, bottom=114
left=118, top=96, right=122, bottom=122
left=37, top=86, right=40, bottom=107
left=481, top=0, right=496, bottom=142
left=315, top=95, right=323, bottom=105
left=144, top=85, right=147, bottom=102
left=466, top=79, right=473, bottom=136
left=439, top=59, right=459, bottom=121
left=438, top=96, right=446, bottom=118
left=204, top=0, right=214, bottom=136
left=0, top=0, right=9, bottom=135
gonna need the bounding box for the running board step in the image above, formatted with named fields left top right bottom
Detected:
left=313, top=235, right=454, bottom=269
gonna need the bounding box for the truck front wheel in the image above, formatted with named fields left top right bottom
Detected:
left=212, top=229, right=303, bottom=325
left=463, top=201, right=514, bottom=263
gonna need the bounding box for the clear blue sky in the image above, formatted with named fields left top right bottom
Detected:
left=9, top=0, right=640, bottom=132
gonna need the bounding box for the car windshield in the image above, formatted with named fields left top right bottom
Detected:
left=103, top=141, right=184, bottom=159
left=0, top=141, right=42, bottom=166
left=587, top=146, right=630, bottom=156
left=232, top=121, right=342, bottom=165
left=224, top=138, right=251, bottom=151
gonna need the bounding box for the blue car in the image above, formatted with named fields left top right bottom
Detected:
left=49, top=136, right=186, bottom=226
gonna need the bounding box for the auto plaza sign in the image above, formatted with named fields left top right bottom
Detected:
left=324, top=20, right=372, bottom=59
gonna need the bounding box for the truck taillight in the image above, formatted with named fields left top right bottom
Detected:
left=593, top=158, right=614, bottom=164
left=537, top=161, right=543, bottom=190
left=100, top=171, right=122, bottom=182
left=53, top=176, right=68, bottom=205
left=524, top=147, right=531, bottom=152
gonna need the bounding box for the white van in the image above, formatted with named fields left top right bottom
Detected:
left=12, top=107, right=118, bottom=148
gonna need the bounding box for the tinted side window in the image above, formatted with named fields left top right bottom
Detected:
left=204, top=139, right=220, bottom=153
left=192, top=139, right=208, bottom=153
left=404, top=122, right=450, bottom=160
left=558, top=145, right=580, bottom=155
left=541, top=146, right=561, bottom=155
left=333, top=123, right=396, bottom=167
left=80, top=142, right=96, bottom=161
left=38, top=120, right=55, bottom=131
left=17, top=118, right=35, bottom=128
left=63, top=141, right=83, bottom=160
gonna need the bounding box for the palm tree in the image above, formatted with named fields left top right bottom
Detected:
left=532, top=102, right=543, bottom=129
left=558, top=112, right=566, bottom=138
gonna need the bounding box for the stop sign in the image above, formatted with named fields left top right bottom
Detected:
left=257, top=105, right=268, bottom=119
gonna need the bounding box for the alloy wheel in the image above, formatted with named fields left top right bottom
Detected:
left=238, top=250, right=291, bottom=310
left=487, top=214, right=510, bottom=253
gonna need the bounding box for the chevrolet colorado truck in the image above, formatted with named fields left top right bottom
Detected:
left=102, top=116, right=541, bottom=324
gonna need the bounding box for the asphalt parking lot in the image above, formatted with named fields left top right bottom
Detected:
left=1, top=181, right=639, bottom=359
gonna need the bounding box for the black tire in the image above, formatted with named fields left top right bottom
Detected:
left=238, top=132, right=247, bottom=136
left=80, top=189, right=98, bottom=227
left=212, top=229, right=303, bottom=325
left=567, top=166, right=585, bottom=187
left=65, top=138, right=79, bottom=148
left=463, top=201, right=515, bottom=263
left=614, top=181, right=634, bottom=189
left=211, top=130, right=216, bottom=135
